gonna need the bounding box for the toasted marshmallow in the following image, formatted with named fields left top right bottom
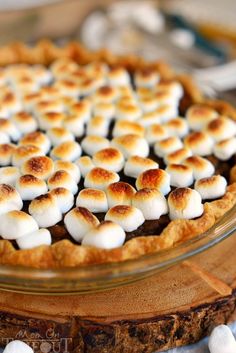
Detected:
left=50, top=58, right=78, bottom=78
left=15, top=174, right=47, bottom=200
left=50, top=141, right=82, bottom=162
left=33, top=65, right=53, bottom=85
left=17, top=228, right=52, bottom=250
left=183, top=156, right=215, bottom=180
left=116, top=103, right=142, bottom=121
left=12, top=75, right=39, bottom=96
left=194, top=175, right=227, bottom=200
left=105, top=205, right=144, bottom=232
left=3, top=340, right=34, bottom=353
left=54, top=160, right=80, bottom=183
left=82, top=220, right=125, bottom=249
left=139, top=96, right=159, bottom=113
left=19, top=131, right=51, bottom=154
left=213, top=137, right=236, bottom=161
left=208, top=325, right=236, bottom=353
left=111, top=134, right=149, bottom=159
left=29, top=193, right=62, bottom=227
left=132, top=188, right=168, bottom=220
left=168, top=187, right=203, bottom=220
left=145, top=124, right=169, bottom=145
left=34, top=99, right=64, bottom=116
left=138, top=110, right=163, bottom=127
left=21, top=156, right=54, bottom=180
left=164, top=148, right=192, bottom=165
left=68, top=101, right=91, bottom=123
left=85, top=167, right=119, bottom=190
left=86, top=116, right=110, bottom=137
left=81, top=135, right=110, bottom=156
left=106, top=182, right=136, bottom=208
left=86, top=61, right=108, bottom=76
left=63, top=115, right=85, bottom=137
left=112, top=120, right=144, bottom=138
left=0, top=143, right=15, bottom=166
left=64, top=207, right=99, bottom=242
left=108, top=67, right=130, bottom=86
left=155, top=90, right=179, bottom=107
left=0, top=118, right=21, bottom=141
left=156, top=81, right=184, bottom=100
left=93, top=85, right=118, bottom=104
left=47, top=127, right=75, bottom=146
left=23, top=92, right=43, bottom=112
left=186, top=105, right=218, bottom=131
left=206, top=116, right=236, bottom=142
left=54, top=79, right=80, bottom=98
left=135, top=68, right=160, bottom=88
left=154, top=137, right=183, bottom=158
left=184, top=131, right=214, bottom=156
left=0, top=210, right=38, bottom=240
left=0, top=132, right=10, bottom=143
left=93, top=148, right=124, bottom=173
left=76, top=156, right=95, bottom=177
left=38, top=111, right=65, bottom=130
left=166, top=164, right=194, bottom=187
left=12, top=145, right=42, bottom=167
left=124, top=156, right=159, bottom=179
left=50, top=187, right=74, bottom=213
left=80, top=77, right=102, bottom=96
left=93, top=103, right=115, bottom=120
left=12, top=111, right=38, bottom=134
left=0, top=91, right=22, bottom=114
left=136, top=168, right=171, bottom=195
left=0, top=167, right=21, bottom=187
left=153, top=104, right=179, bottom=123
left=76, top=188, right=108, bottom=213
left=165, top=117, right=189, bottom=138
left=0, top=184, right=23, bottom=215
left=48, top=170, right=78, bottom=195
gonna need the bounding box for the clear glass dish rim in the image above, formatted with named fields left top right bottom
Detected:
left=0, top=204, right=235, bottom=294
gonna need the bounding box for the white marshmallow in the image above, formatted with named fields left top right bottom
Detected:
left=48, top=170, right=78, bottom=195
left=164, top=148, right=192, bottom=165
left=154, top=137, right=183, bottom=158
left=0, top=167, right=21, bottom=187
left=0, top=131, right=10, bottom=143
left=12, top=111, right=38, bottom=134
left=64, top=207, right=99, bottom=242
left=184, top=131, right=214, bottom=156
left=208, top=325, right=236, bottom=353
left=0, top=118, right=21, bottom=141
left=112, top=120, right=145, bottom=138
left=213, top=137, right=236, bottom=161
left=111, top=134, right=149, bottom=159
left=76, top=188, right=108, bottom=213
left=145, top=124, right=169, bottom=145
left=47, top=127, right=75, bottom=146
left=0, top=184, right=23, bottom=215
left=0, top=143, right=15, bottom=166
left=93, top=148, right=125, bottom=173
left=50, top=141, right=82, bottom=162
left=3, top=340, right=34, bottom=353
left=136, top=168, right=171, bottom=195
left=166, top=164, right=194, bottom=187
left=86, top=116, right=110, bottom=137
left=105, top=205, right=145, bottom=232
left=33, top=65, right=53, bottom=85
left=76, top=156, right=95, bottom=177
left=168, top=187, right=203, bottom=220
left=84, top=167, right=120, bottom=191
left=82, top=220, right=126, bottom=249
left=206, top=116, right=236, bottom=142
left=186, top=105, right=218, bottom=131
left=108, top=67, right=131, bottom=86
left=15, top=174, right=48, bottom=200
left=50, top=187, right=74, bottom=213
left=165, top=117, right=189, bottom=138
left=124, top=156, right=159, bottom=179
left=17, top=228, right=52, bottom=250
left=194, top=175, right=227, bottom=200
left=183, top=156, right=215, bottom=180
left=0, top=210, right=38, bottom=240
left=106, top=182, right=136, bottom=208
left=29, top=193, right=62, bottom=228
left=135, top=69, right=160, bottom=88
left=94, top=103, right=115, bottom=120
left=132, top=188, right=168, bottom=220
left=81, top=135, right=110, bottom=156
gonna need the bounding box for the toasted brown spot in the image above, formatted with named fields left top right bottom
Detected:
left=138, top=68, right=156, bottom=77
left=0, top=144, right=15, bottom=154
left=80, top=189, right=105, bottom=199
left=159, top=137, right=177, bottom=148
left=89, top=168, right=115, bottom=181
left=60, top=80, right=77, bottom=88
left=20, top=131, right=45, bottom=144
left=185, top=156, right=205, bottom=168
left=24, top=156, right=53, bottom=174
left=169, top=164, right=190, bottom=172
left=19, top=174, right=41, bottom=185
left=167, top=118, right=183, bottom=128
left=207, top=118, right=224, bottom=131
left=98, top=86, right=114, bottom=95
left=190, top=105, right=215, bottom=118
left=49, top=170, right=68, bottom=183
left=50, top=187, right=68, bottom=196
left=44, top=112, right=64, bottom=120
left=0, top=184, right=15, bottom=200
left=185, top=132, right=205, bottom=144
left=14, top=145, right=41, bottom=157
left=0, top=118, right=9, bottom=128
left=197, top=175, right=219, bottom=186
left=169, top=188, right=192, bottom=210
left=74, top=207, right=98, bottom=225
left=107, top=182, right=135, bottom=197
left=95, top=148, right=121, bottom=161
left=15, top=112, right=33, bottom=121
left=137, top=169, right=165, bottom=188
left=131, top=156, right=155, bottom=166
left=2, top=92, right=14, bottom=103
left=109, top=205, right=132, bottom=216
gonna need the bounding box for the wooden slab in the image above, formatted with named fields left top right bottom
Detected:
left=0, top=234, right=236, bottom=353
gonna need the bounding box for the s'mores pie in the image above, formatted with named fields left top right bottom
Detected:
left=0, top=184, right=23, bottom=215
left=0, top=143, right=15, bottom=166
left=116, top=102, right=142, bottom=121
left=145, top=124, right=169, bottom=145
left=183, top=156, right=215, bottom=180
left=29, top=193, right=62, bottom=227
left=38, top=111, right=65, bottom=130
left=86, top=116, right=110, bottom=137
left=21, top=156, right=54, bottom=180
left=184, top=131, right=214, bottom=156
left=105, top=205, right=145, bottom=232
left=19, top=131, right=51, bottom=154
left=76, top=188, right=108, bottom=213
left=213, top=137, right=236, bottom=161
left=124, top=156, right=159, bottom=179
left=166, top=164, right=194, bottom=188
left=0, top=118, right=21, bottom=142
left=17, top=228, right=52, bottom=250
left=206, top=116, right=236, bottom=142
left=93, top=148, right=125, bottom=172
left=12, top=145, right=42, bottom=167
left=154, top=136, right=183, bottom=158
left=76, top=156, right=95, bottom=177
left=194, top=175, right=227, bottom=200
left=108, top=67, right=130, bottom=86
left=132, top=188, right=168, bottom=220
left=168, top=188, right=203, bottom=220
left=82, top=221, right=126, bottom=249
left=50, top=141, right=82, bottom=162
left=15, top=174, right=48, bottom=200
left=136, top=168, right=171, bottom=195
left=111, top=134, right=149, bottom=159
left=165, top=117, right=189, bottom=138
left=84, top=167, right=120, bottom=191
left=47, top=127, right=75, bottom=146
left=54, top=160, right=80, bottom=183
left=0, top=167, right=21, bottom=187
left=48, top=170, right=78, bottom=195
left=0, top=210, right=38, bottom=240
left=81, top=135, right=110, bottom=156
left=135, top=68, right=160, bottom=88
left=50, top=187, right=74, bottom=213
left=112, top=120, right=145, bottom=138
left=64, top=207, right=99, bottom=242
left=106, top=182, right=136, bottom=208
left=186, top=105, right=218, bottom=131
left=93, top=102, right=115, bottom=120
left=12, top=111, right=38, bottom=134
left=164, top=148, right=192, bottom=165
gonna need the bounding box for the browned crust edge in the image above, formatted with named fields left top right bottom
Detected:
left=0, top=41, right=235, bottom=269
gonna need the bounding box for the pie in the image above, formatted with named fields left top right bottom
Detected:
left=0, top=40, right=235, bottom=269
